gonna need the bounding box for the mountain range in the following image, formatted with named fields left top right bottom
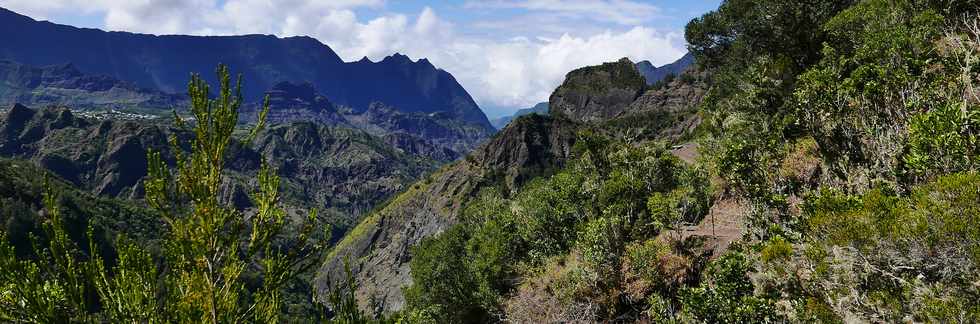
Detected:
left=635, top=52, right=695, bottom=86
left=0, top=7, right=493, bottom=131
left=0, top=60, right=184, bottom=111
left=489, top=102, right=549, bottom=129
left=0, top=5, right=706, bottom=319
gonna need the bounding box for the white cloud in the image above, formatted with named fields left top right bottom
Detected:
left=0, top=0, right=686, bottom=116
left=435, top=27, right=685, bottom=115
left=464, top=0, right=661, bottom=26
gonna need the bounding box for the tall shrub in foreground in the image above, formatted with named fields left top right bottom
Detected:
left=0, top=65, right=330, bottom=323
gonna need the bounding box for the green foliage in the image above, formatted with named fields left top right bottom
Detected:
left=801, top=172, right=980, bottom=321
left=513, top=171, right=587, bottom=262
left=403, top=226, right=488, bottom=323
left=403, top=189, right=521, bottom=322
left=759, top=236, right=792, bottom=265
left=794, top=0, right=952, bottom=187
left=680, top=251, right=780, bottom=323
left=904, top=102, right=979, bottom=177
left=404, top=131, right=714, bottom=321
left=0, top=178, right=96, bottom=322
left=0, top=65, right=330, bottom=323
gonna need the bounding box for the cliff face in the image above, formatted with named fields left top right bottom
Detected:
left=317, top=114, right=579, bottom=313
left=548, top=58, right=648, bottom=123
left=318, top=57, right=709, bottom=315
left=0, top=104, right=439, bottom=231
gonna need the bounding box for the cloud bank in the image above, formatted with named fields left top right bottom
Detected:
left=0, top=0, right=687, bottom=116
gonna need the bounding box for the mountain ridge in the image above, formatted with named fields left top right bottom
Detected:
left=319, top=56, right=708, bottom=314
left=0, top=7, right=494, bottom=131
left=635, top=52, right=695, bottom=85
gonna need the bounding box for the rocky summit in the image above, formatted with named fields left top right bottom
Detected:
left=549, top=58, right=649, bottom=123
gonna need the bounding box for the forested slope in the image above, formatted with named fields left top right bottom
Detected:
left=332, top=0, right=980, bottom=322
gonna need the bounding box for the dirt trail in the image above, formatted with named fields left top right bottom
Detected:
left=670, top=142, right=700, bottom=164
left=679, top=198, right=748, bottom=257
left=665, top=142, right=748, bottom=257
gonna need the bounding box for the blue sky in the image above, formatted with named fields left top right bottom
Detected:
left=0, top=0, right=720, bottom=117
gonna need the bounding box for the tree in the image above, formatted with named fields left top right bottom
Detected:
left=0, top=65, right=328, bottom=323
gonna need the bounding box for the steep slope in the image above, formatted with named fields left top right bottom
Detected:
left=603, top=69, right=708, bottom=141
left=490, top=102, right=549, bottom=129
left=317, top=114, right=579, bottom=313
left=319, top=57, right=709, bottom=315
left=0, top=157, right=161, bottom=258
left=251, top=82, right=493, bottom=156
left=0, top=7, right=494, bottom=131
left=259, top=81, right=346, bottom=126
left=0, top=104, right=439, bottom=231
left=549, top=58, right=648, bottom=123
left=550, top=57, right=706, bottom=141
left=0, top=60, right=184, bottom=110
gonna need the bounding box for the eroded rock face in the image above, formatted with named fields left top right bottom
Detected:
left=0, top=60, right=185, bottom=110
left=0, top=104, right=439, bottom=229
left=318, top=57, right=709, bottom=316
left=262, top=81, right=347, bottom=125
left=549, top=58, right=648, bottom=123
left=0, top=105, right=167, bottom=198
left=317, top=114, right=579, bottom=314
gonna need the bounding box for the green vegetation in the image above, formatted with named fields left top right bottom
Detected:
left=0, top=65, right=360, bottom=322
left=401, top=139, right=713, bottom=321
left=396, top=0, right=980, bottom=322
left=4, top=0, right=980, bottom=321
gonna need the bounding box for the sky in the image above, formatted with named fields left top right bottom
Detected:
left=0, top=0, right=720, bottom=117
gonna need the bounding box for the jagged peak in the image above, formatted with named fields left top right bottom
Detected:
left=381, top=52, right=413, bottom=64
left=6, top=103, right=32, bottom=116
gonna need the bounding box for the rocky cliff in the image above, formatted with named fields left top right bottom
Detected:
left=317, top=114, right=579, bottom=313
left=0, top=104, right=439, bottom=231
left=318, top=57, right=709, bottom=315
left=548, top=58, right=648, bottom=123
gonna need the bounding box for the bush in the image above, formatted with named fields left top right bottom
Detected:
left=513, top=171, right=587, bottom=262
left=404, top=226, right=487, bottom=323
left=801, top=172, right=980, bottom=321
left=680, top=251, right=780, bottom=323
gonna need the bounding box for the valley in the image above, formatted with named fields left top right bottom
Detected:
left=2, top=1, right=979, bottom=323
